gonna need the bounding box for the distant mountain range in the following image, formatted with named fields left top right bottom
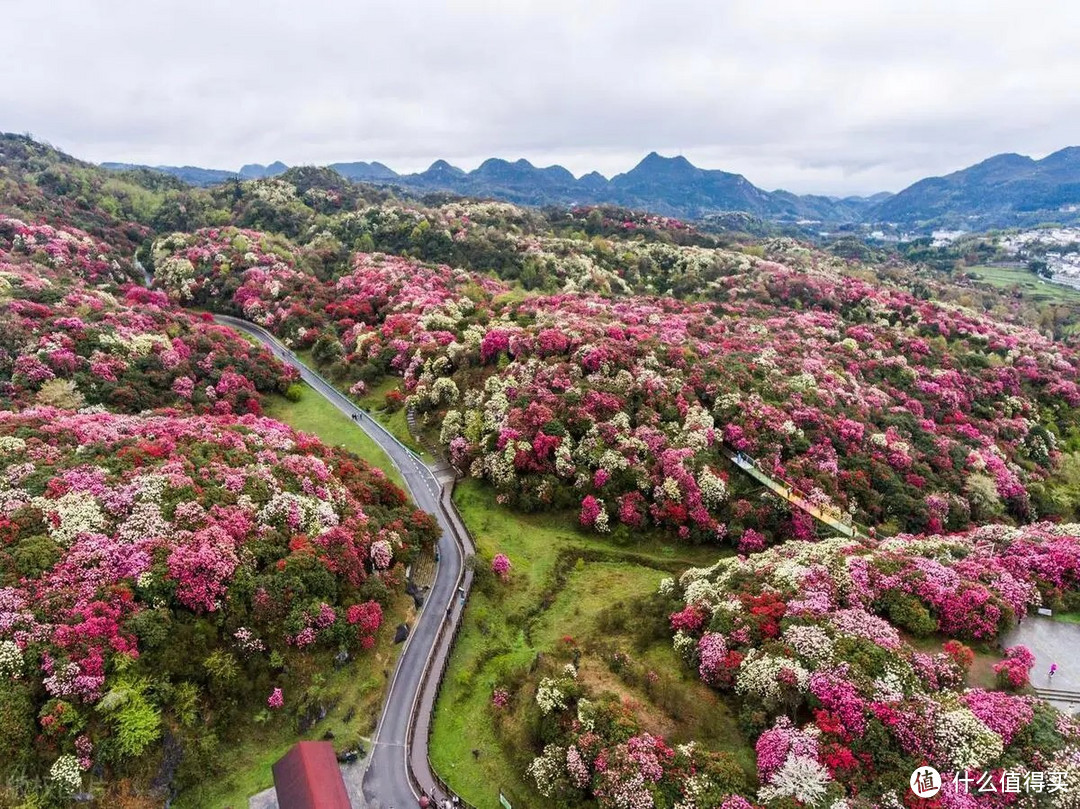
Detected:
left=102, top=146, right=1080, bottom=230
left=872, top=148, right=1080, bottom=226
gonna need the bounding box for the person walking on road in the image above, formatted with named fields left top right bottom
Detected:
left=1050, top=663, right=1058, bottom=680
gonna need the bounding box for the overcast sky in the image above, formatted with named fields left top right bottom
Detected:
left=5, top=0, right=1080, bottom=195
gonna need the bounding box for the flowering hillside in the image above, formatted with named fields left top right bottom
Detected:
left=651, top=524, right=1080, bottom=806
left=0, top=133, right=289, bottom=262
left=152, top=226, right=508, bottom=383
left=433, top=259, right=1080, bottom=537
left=1, top=216, right=297, bottom=414
left=0, top=407, right=436, bottom=797
left=0, top=215, right=137, bottom=286
left=157, top=224, right=1080, bottom=538
left=10, top=137, right=1080, bottom=807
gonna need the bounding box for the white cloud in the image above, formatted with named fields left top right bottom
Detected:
left=4, top=0, right=1080, bottom=195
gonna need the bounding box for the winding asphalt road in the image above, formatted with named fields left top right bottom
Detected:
left=213, top=314, right=474, bottom=809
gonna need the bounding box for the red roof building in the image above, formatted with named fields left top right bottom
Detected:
left=272, top=741, right=351, bottom=809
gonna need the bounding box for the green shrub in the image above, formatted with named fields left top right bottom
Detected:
left=203, top=650, right=240, bottom=687
left=284, top=383, right=304, bottom=402
left=882, top=592, right=938, bottom=637
left=0, top=682, right=36, bottom=772
left=98, top=679, right=162, bottom=761
left=10, top=535, right=61, bottom=581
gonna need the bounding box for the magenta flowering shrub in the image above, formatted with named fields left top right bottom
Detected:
left=0, top=406, right=436, bottom=786
left=961, top=690, right=1034, bottom=744
left=666, top=525, right=1080, bottom=805
left=491, top=553, right=512, bottom=581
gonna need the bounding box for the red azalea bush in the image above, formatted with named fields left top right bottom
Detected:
left=993, top=645, right=1036, bottom=691
left=943, top=639, right=976, bottom=672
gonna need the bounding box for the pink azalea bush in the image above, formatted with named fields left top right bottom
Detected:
left=491, top=553, right=512, bottom=581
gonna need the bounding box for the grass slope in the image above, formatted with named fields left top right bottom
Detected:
left=263, top=389, right=406, bottom=490
left=967, top=264, right=1080, bottom=304
left=429, top=480, right=749, bottom=809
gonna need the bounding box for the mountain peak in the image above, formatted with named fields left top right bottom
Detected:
left=238, top=161, right=289, bottom=180
left=328, top=160, right=399, bottom=181
left=635, top=152, right=694, bottom=171
left=426, top=159, right=464, bottom=174
left=1039, top=146, right=1080, bottom=168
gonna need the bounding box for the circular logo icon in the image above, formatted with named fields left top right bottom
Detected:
left=910, top=766, right=942, bottom=798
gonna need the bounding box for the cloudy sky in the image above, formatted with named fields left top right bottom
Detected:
left=6, top=0, right=1080, bottom=195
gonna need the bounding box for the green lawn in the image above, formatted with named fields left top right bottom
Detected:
left=428, top=480, right=743, bottom=809
left=453, top=479, right=723, bottom=573
left=226, top=326, right=423, bottom=477
left=263, top=389, right=406, bottom=490
left=1052, top=611, right=1080, bottom=625
left=966, top=265, right=1080, bottom=304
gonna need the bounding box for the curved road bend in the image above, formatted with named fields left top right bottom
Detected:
left=213, top=315, right=474, bottom=809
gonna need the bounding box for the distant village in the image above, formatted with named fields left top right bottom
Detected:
left=998, top=228, right=1080, bottom=287
left=867, top=224, right=1080, bottom=290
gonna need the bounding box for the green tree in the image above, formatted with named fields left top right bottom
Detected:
left=98, top=679, right=162, bottom=760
